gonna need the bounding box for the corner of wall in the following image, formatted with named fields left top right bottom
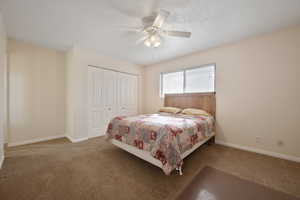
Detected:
left=0, top=11, right=7, bottom=169
left=0, top=154, right=4, bottom=169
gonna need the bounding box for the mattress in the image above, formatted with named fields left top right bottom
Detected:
left=106, top=113, right=214, bottom=175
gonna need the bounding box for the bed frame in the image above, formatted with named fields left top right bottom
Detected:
left=110, top=92, right=216, bottom=175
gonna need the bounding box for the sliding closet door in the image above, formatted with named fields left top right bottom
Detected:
left=118, top=73, right=138, bottom=116
left=88, top=67, right=117, bottom=138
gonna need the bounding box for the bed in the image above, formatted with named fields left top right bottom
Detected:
left=106, top=92, right=216, bottom=175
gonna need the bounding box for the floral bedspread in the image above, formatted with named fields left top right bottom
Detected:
left=105, top=113, right=214, bottom=175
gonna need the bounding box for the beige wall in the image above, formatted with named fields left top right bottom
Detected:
left=143, top=25, right=300, bottom=159
left=0, top=12, right=6, bottom=165
left=8, top=39, right=66, bottom=145
left=66, top=47, right=142, bottom=140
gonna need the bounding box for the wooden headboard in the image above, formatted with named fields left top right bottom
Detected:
left=164, top=92, right=216, bottom=117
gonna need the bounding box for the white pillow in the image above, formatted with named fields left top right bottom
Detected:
left=158, top=107, right=182, bottom=114
left=181, top=108, right=210, bottom=116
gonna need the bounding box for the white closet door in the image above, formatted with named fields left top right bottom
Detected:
left=88, top=67, right=137, bottom=138
left=102, top=69, right=117, bottom=125
left=118, top=73, right=138, bottom=116
left=88, top=67, right=106, bottom=138
left=88, top=67, right=117, bottom=138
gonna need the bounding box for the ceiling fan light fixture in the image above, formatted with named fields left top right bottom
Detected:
left=128, top=10, right=192, bottom=48
left=144, top=34, right=161, bottom=48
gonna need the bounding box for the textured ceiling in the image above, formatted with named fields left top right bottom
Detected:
left=1, top=0, right=300, bottom=65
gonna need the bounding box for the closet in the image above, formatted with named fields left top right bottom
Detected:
left=87, top=66, right=138, bottom=138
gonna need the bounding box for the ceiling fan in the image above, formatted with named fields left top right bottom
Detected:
left=131, top=10, right=192, bottom=48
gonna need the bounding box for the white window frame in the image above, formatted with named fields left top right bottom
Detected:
left=160, top=63, right=216, bottom=97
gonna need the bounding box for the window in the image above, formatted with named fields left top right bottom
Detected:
left=160, top=64, right=215, bottom=97
left=185, top=65, right=215, bottom=93
left=161, top=71, right=184, bottom=95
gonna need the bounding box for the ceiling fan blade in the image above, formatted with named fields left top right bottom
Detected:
left=118, top=25, right=144, bottom=33
left=163, top=30, right=191, bottom=38
left=153, top=9, right=170, bottom=28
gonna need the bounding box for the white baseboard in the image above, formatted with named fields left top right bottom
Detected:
left=0, top=155, right=4, bottom=169
left=216, top=140, right=300, bottom=163
left=88, top=134, right=105, bottom=139
left=7, top=134, right=89, bottom=147
left=66, top=135, right=89, bottom=143
left=7, top=135, right=66, bottom=147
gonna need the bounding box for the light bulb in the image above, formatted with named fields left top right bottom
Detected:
left=144, top=39, right=151, bottom=47
left=150, top=35, right=157, bottom=42
left=153, top=40, right=161, bottom=48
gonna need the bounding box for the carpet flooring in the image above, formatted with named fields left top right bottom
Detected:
left=175, top=166, right=299, bottom=200
left=0, top=137, right=300, bottom=200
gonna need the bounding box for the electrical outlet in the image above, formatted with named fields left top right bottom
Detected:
left=277, top=140, right=284, bottom=147
left=255, top=136, right=262, bottom=144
